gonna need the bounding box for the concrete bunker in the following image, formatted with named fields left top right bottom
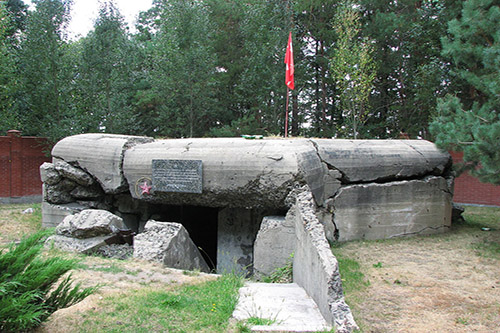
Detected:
left=41, top=133, right=453, bottom=332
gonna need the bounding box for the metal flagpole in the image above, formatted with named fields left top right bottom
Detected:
left=285, top=87, right=290, bottom=138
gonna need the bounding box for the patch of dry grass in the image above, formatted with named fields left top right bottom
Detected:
left=0, top=203, right=42, bottom=245
left=335, top=206, right=500, bottom=332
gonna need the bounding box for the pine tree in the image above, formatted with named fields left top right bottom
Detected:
left=16, top=0, right=73, bottom=140
left=78, top=1, right=135, bottom=134
left=430, top=0, right=500, bottom=184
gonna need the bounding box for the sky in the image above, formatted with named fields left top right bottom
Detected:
left=27, top=0, right=154, bottom=39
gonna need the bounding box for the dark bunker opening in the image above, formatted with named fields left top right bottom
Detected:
left=148, top=204, right=218, bottom=271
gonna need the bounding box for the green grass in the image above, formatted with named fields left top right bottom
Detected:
left=76, top=274, right=244, bottom=332
left=331, top=247, right=370, bottom=296
left=462, top=206, right=500, bottom=259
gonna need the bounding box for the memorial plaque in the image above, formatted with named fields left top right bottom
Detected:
left=152, top=159, right=203, bottom=194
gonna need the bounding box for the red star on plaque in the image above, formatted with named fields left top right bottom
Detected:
left=139, top=181, right=152, bottom=195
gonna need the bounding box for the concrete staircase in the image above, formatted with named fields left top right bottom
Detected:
left=232, top=282, right=332, bottom=332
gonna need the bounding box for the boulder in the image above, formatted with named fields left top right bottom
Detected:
left=56, top=209, right=128, bottom=239
left=133, top=220, right=210, bottom=272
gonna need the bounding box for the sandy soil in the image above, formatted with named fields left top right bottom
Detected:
left=339, top=230, right=500, bottom=332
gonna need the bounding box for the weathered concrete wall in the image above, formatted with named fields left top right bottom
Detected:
left=253, top=216, right=296, bottom=278
left=329, top=176, right=452, bottom=241
left=217, top=208, right=262, bottom=276
left=291, top=189, right=357, bottom=332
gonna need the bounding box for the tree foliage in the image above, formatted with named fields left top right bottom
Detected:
left=0, top=0, right=491, bottom=167
left=430, top=0, right=500, bottom=184
left=330, top=1, right=376, bottom=139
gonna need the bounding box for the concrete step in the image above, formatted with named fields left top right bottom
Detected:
left=232, top=282, right=332, bottom=332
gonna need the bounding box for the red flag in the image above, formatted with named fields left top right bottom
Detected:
left=285, top=31, right=294, bottom=90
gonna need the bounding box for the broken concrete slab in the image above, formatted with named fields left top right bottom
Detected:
left=332, top=176, right=453, bottom=241
left=41, top=202, right=87, bottom=228
left=133, top=220, right=210, bottom=273
left=291, top=190, right=358, bottom=333
left=253, top=216, right=295, bottom=278
left=51, top=133, right=153, bottom=193
left=45, top=234, right=113, bottom=254
left=56, top=209, right=128, bottom=239
left=313, top=139, right=451, bottom=183
left=54, top=160, right=95, bottom=187
left=232, top=282, right=332, bottom=332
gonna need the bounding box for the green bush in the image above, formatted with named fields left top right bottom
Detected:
left=0, top=230, right=95, bottom=332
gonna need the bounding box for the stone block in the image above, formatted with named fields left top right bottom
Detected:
left=253, top=216, right=295, bottom=278
left=133, top=220, right=210, bottom=272
left=56, top=209, right=128, bottom=239
left=52, top=133, right=153, bottom=193
left=332, top=176, right=453, bottom=241
left=41, top=202, right=86, bottom=228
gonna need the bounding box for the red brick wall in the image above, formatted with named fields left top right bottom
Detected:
left=450, top=151, right=500, bottom=207
left=0, top=130, right=51, bottom=199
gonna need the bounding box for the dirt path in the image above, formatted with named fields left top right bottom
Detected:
left=339, top=228, right=500, bottom=332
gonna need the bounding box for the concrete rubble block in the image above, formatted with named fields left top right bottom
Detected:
left=133, top=220, right=210, bottom=273
left=70, top=184, right=104, bottom=200
left=123, top=138, right=313, bottom=208
left=39, top=162, right=61, bottom=185
left=51, top=133, right=154, bottom=194
left=43, top=180, right=76, bottom=204
left=332, top=176, right=453, bottom=242
left=56, top=209, right=128, bottom=239
left=291, top=190, right=358, bottom=333
left=45, top=234, right=113, bottom=254
left=313, top=139, right=451, bottom=183
left=253, top=216, right=296, bottom=278
left=54, top=160, right=95, bottom=187
left=41, top=202, right=86, bottom=228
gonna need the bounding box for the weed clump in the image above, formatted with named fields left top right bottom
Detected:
left=0, top=230, right=95, bottom=332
